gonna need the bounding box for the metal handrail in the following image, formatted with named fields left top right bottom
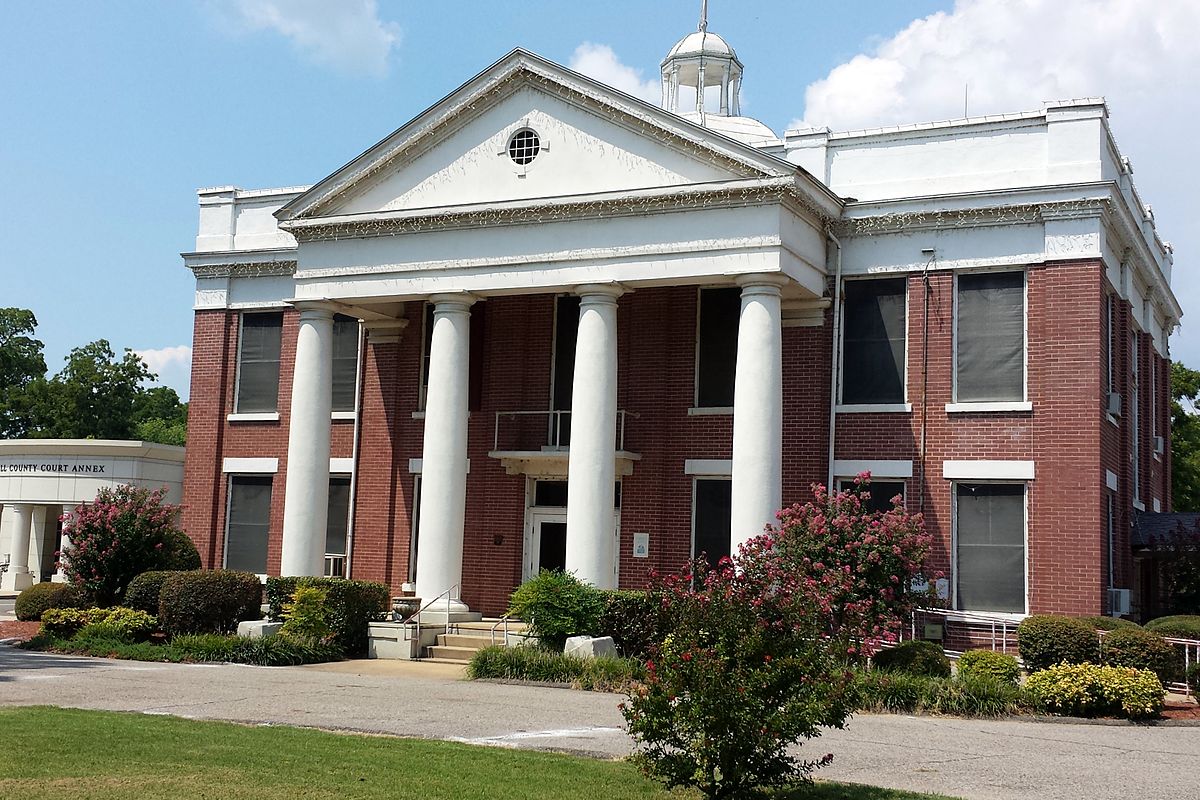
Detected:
left=401, top=583, right=461, bottom=643
left=490, top=612, right=513, bottom=647
left=492, top=409, right=637, bottom=451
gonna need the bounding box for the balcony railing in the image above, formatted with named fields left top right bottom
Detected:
left=492, top=409, right=635, bottom=453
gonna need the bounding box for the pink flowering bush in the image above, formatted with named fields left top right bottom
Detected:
left=61, top=484, right=199, bottom=606
left=622, top=477, right=936, bottom=798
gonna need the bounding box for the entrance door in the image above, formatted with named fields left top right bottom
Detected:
left=525, top=510, right=568, bottom=579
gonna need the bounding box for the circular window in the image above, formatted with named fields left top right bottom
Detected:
left=507, top=128, right=540, bottom=165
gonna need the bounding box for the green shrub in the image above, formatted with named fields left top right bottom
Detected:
left=280, top=585, right=333, bottom=643
left=1025, top=663, right=1164, bottom=719
left=14, top=582, right=87, bottom=621
left=1078, top=615, right=1140, bottom=631
left=172, top=633, right=342, bottom=666
left=850, top=670, right=1026, bottom=717
left=1144, top=615, right=1200, bottom=640
left=957, top=650, right=1021, bottom=685
left=872, top=640, right=951, bottom=677
left=160, top=530, right=202, bottom=571
left=62, top=630, right=181, bottom=662
left=597, top=589, right=669, bottom=659
left=467, top=644, right=643, bottom=692
left=1188, top=663, right=1200, bottom=697
left=264, top=576, right=389, bottom=657
left=1101, top=627, right=1179, bottom=683
left=158, top=570, right=262, bottom=635
left=40, top=607, right=111, bottom=638
left=124, top=571, right=181, bottom=615
left=507, top=570, right=605, bottom=651
left=1017, top=615, right=1099, bottom=671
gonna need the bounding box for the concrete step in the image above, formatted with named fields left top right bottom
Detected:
left=427, top=645, right=483, bottom=662
left=454, top=620, right=529, bottom=635
left=438, top=633, right=498, bottom=649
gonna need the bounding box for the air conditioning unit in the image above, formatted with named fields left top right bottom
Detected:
left=1108, top=587, right=1131, bottom=617
left=1154, top=435, right=1165, bottom=454
left=1106, top=392, right=1122, bottom=416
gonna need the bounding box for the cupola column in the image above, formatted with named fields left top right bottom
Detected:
left=565, top=284, right=624, bottom=588
left=280, top=303, right=336, bottom=577
left=414, top=293, right=477, bottom=613
left=730, top=274, right=786, bottom=555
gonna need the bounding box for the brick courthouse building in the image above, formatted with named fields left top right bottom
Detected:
left=180, top=25, right=1181, bottom=625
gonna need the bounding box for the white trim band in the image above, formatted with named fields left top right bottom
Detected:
left=226, top=412, right=281, bottom=423
left=836, top=403, right=913, bottom=414
left=684, top=459, right=733, bottom=476
left=943, top=460, right=1035, bottom=480
left=834, top=459, right=914, bottom=479
left=945, top=402, right=1033, bottom=413
left=330, top=458, right=354, bottom=473
left=1106, top=470, right=1119, bottom=491
left=222, top=457, right=278, bottom=474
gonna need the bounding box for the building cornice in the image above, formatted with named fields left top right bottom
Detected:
left=182, top=248, right=298, bottom=279
left=834, top=197, right=1108, bottom=237
left=281, top=177, right=829, bottom=243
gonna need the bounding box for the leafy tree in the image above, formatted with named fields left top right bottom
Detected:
left=624, top=480, right=934, bottom=798
left=1171, top=362, right=1200, bottom=511
left=61, top=484, right=198, bottom=606
left=132, top=386, right=188, bottom=446
left=0, top=307, right=48, bottom=437
left=33, top=340, right=154, bottom=440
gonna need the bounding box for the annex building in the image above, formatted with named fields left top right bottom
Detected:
left=180, top=20, right=1180, bottom=626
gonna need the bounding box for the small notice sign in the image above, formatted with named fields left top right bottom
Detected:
left=632, top=532, right=649, bottom=558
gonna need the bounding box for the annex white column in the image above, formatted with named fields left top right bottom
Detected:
left=565, top=284, right=623, bottom=589
left=414, top=293, right=477, bottom=612
left=27, top=505, right=49, bottom=584
left=52, top=503, right=74, bottom=583
left=730, top=274, right=786, bottom=554
left=1, top=503, right=35, bottom=592
left=279, top=303, right=336, bottom=577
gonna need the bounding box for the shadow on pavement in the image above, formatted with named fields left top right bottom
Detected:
left=0, top=645, right=110, bottom=681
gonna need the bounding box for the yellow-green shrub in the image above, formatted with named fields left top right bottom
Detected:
left=40, top=607, right=111, bottom=638
left=957, top=649, right=1020, bottom=685
left=1025, top=663, right=1163, bottom=719
left=40, top=606, right=155, bottom=641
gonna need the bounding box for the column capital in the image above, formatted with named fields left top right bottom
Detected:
left=734, top=273, right=789, bottom=294
left=575, top=283, right=626, bottom=304
left=289, top=300, right=340, bottom=320
left=428, top=292, right=480, bottom=312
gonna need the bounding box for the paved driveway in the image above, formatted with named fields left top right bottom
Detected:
left=2, top=645, right=1196, bottom=800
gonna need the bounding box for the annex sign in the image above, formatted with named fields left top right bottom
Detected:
left=0, top=460, right=109, bottom=475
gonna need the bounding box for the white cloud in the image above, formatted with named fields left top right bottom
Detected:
left=135, top=345, right=192, bottom=400
left=569, top=42, right=660, bottom=103
left=211, top=0, right=401, bottom=77
left=791, top=0, right=1200, bottom=363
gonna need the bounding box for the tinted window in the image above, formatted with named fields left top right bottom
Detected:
left=957, top=272, right=1024, bottom=402
left=236, top=313, right=283, bottom=413
left=226, top=476, right=272, bottom=574
left=842, top=278, right=906, bottom=404
left=956, top=483, right=1025, bottom=613
left=696, top=288, right=740, bottom=407
left=693, top=478, right=732, bottom=569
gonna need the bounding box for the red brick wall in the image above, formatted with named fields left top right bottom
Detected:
left=183, top=261, right=1161, bottom=617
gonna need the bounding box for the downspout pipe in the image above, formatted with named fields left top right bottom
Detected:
left=826, top=228, right=844, bottom=492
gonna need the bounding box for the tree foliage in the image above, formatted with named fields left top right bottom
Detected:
left=623, top=479, right=935, bottom=799
left=0, top=307, right=48, bottom=438
left=0, top=308, right=186, bottom=445
left=1171, top=361, right=1200, bottom=511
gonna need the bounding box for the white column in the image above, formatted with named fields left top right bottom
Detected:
left=730, top=274, right=786, bottom=555
left=1, top=503, right=35, bottom=592
left=52, top=503, right=74, bottom=583
left=280, top=303, right=336, bottom=577
left=565, top=284, right=623, bottom=588
left=27, top=506, right=48, bottom=583
left=414, top=293, right=477, bottom=612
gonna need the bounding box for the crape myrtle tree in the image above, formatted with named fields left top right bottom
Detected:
left=62, top=484, right=200, bottom=606
left=623, top=476, right=936, bottom=799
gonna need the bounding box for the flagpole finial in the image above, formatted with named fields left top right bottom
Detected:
left=699, top=0, right=708, bottom=32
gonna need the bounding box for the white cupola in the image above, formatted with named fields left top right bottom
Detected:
left=660, top=1, right=777, bottom=145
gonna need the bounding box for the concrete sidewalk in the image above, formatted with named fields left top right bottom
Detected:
left=2, top=645, right=1197, bottom=800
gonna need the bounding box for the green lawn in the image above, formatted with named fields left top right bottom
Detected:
left=0, top=707, right=958, bottom=800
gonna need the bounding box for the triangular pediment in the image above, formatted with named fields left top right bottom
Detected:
left=277, top=50, right=801, bottom=222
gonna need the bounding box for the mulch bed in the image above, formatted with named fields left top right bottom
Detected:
left=1162, top=701, right=1200, bottom=721
left=0, top=620, right=41, bottom=643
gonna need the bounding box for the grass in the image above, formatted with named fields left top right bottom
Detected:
left=0, top=707, right=959, bottom=800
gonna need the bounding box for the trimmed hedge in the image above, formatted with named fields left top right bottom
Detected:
left=40, top=606, right=155, bottom=641
left=159, top=570, right=262, bottom=635
left=265, top=576, right=389, bottom=656
left=1025, top=663, right=1164, bottom=719
left=1017, top=615, right=1099, bottom=672
left=957, top=649, right=1021, bottom=685
left=124, top=571, right=182, bottom=615
left=1144, top=615, right=1200, bottom=640
left=1101, top=627, right=1179, bottom=683
left=872, top=640, right=952, bottom=678
left=596, top=589, right=669, bottom=659
left=467, top=644, right=644, bottom=692
left=13, top=582, right=86, bottom=621
left=851, top=670, right=1027, bottom=717
left=41, top=607, right=114, bottom=638
left=1078, top=615, right=1140, bottom=632
left=25, top=631, right=340, bottom=666
left=507, top=571, right=605, bottom=651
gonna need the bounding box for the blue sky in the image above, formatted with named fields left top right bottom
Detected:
left=2, top=1, right=1195, bottom=400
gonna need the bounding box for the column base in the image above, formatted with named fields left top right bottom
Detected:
left=0, top=571, right=34, bottom=593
